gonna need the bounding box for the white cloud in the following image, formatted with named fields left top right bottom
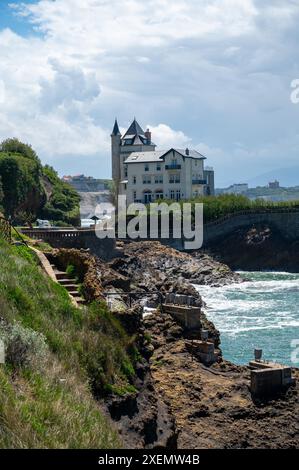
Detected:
left=39, top=58, right=101, bottom=111
left=147, top=124, right=191, bottom=148
left=0, top=0, right=298, bottom=184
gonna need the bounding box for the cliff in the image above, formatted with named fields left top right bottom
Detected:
left=0, top=139, right=80, bottom=226
left=206, top=224, right=299, bottom=272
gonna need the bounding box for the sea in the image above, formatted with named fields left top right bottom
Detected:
left=195, top=272, right=299, bottom=367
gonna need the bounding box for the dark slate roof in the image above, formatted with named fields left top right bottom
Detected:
left=111, top=119, right=121, bottom=136
left=125, top=151, right=165, bottom=163
left=125, top=148, right=206, bottom=163
left=123, top=118, right=145, bottom=138
left=174, top=148, right=206, bottom=159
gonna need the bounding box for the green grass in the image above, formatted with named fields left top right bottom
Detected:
left=0, top=238, right=138, bottom=448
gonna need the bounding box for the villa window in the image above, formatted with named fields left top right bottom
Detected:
left=157, top=163, right=161, bottom=171
left=170, top=190, right=175, bottom=200
left=145, top=164, right=149, bottom=172
left=155, top=175, right=163, bottom=184
left=133, top=191, right=137, bottom=201
left=176, top=190, right=181, bottom=201
left=143, top=175, right=151, bottom=184
left=133, top=176, right=136, bottom=184
left=169, top=174, right=180, bottom=184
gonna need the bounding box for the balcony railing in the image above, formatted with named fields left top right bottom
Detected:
left=192, top=179, right=207, bottom=185
left=165, top=164, right=181, bottom=170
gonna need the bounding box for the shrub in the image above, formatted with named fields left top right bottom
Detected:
left=0, top=320, right=48, bottom=369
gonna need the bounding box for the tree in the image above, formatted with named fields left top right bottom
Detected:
left=0, top=138, right=41, bottom=164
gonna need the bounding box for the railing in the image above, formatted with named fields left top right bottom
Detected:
left=192, top=179, right=207, bottom=185
left=20, top=228, right=95, bottom=240
left=104, top=291, right=164, bottom=309
left=204, top=207, right=299, bottom=227
left=165, top=164, right=181, bottom=170
left=0, top=216, right=28, bottom=246
left=0, top=216, right=11, bottom=244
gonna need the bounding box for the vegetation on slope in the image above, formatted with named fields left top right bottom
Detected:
left=0, top=239, right=138, bottom=448
left=0, top=138, right=80, bottom=226
left=41, top=165, right=80, bottom=226
left=147, top=194, right=299, bottom=223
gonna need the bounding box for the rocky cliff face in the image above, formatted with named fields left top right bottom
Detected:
left=144, top=309, right=299, bottom=449
left=49, top=241, right=299, bottom=449
left=206, top=224, right=299, bottom=272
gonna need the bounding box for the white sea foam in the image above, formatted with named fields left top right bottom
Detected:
left=194, top=272, right=299, bottom=365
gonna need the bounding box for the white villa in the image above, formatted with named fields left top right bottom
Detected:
left=111, top=118, right=214, bottom=205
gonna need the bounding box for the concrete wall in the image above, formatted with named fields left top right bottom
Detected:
left=21, top=229, right=117, bottom=261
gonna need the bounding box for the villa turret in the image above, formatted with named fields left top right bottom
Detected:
left=111, top=118, right=156, bottom=195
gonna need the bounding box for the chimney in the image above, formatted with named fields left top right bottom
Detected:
left=186, top=148, right=190, bottom=156
left=145, top=128, right=152, bottom=144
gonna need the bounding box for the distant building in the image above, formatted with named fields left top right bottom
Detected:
left=218, top=183, right=249, bottom=195
left=111, top=118, right=215, bottom=205
left=62, top=174, right=106, bottom=192
left=269, top=180, right=280, bottom=189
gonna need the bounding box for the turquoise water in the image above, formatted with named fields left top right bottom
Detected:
left=195, top=272, right=299, bottom=366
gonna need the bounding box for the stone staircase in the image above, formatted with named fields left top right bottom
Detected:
left=51, top=265, right=87, bottom=306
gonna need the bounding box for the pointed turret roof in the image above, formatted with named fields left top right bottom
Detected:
left=123, top=118, right=145, bottom=138
left=111, top=119, right=121, bottom=136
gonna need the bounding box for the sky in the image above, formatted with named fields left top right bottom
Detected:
left=0, top=0, right=299, bottom=187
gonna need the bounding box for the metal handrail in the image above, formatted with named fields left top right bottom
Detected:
left=0, top=215, right=28, bottom=246
left=104, top=291, right=164, bottom=308
left=204, top=207, right=299, bottom=227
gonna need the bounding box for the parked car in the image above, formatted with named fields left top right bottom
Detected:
left=36, top=219, right=52, bottom=229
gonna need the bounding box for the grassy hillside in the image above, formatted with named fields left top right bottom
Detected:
left=0, top=139, right=80, bottom=226
left=0, top=238, right=138, bottom=448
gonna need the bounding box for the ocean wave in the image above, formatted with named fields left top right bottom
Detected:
left=193, top=272, right=299, bottom=365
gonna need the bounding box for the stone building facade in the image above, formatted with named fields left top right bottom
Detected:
left=111, top=118, right=215, bottom=205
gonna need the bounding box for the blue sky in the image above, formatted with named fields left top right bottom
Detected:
left=0, top=1, right=38, bottom=35
left=0, top=0, right=299, bottom=186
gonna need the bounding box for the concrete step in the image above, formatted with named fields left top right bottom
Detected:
left=55, top=272, right=68, bottom=280
left=62, top=284, right=79, bottom=292
left=74, top=298, right=87, bottom=305
left=58, top=278, right=75, bottom=285
left=50, top=263, right=86, bottom=306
